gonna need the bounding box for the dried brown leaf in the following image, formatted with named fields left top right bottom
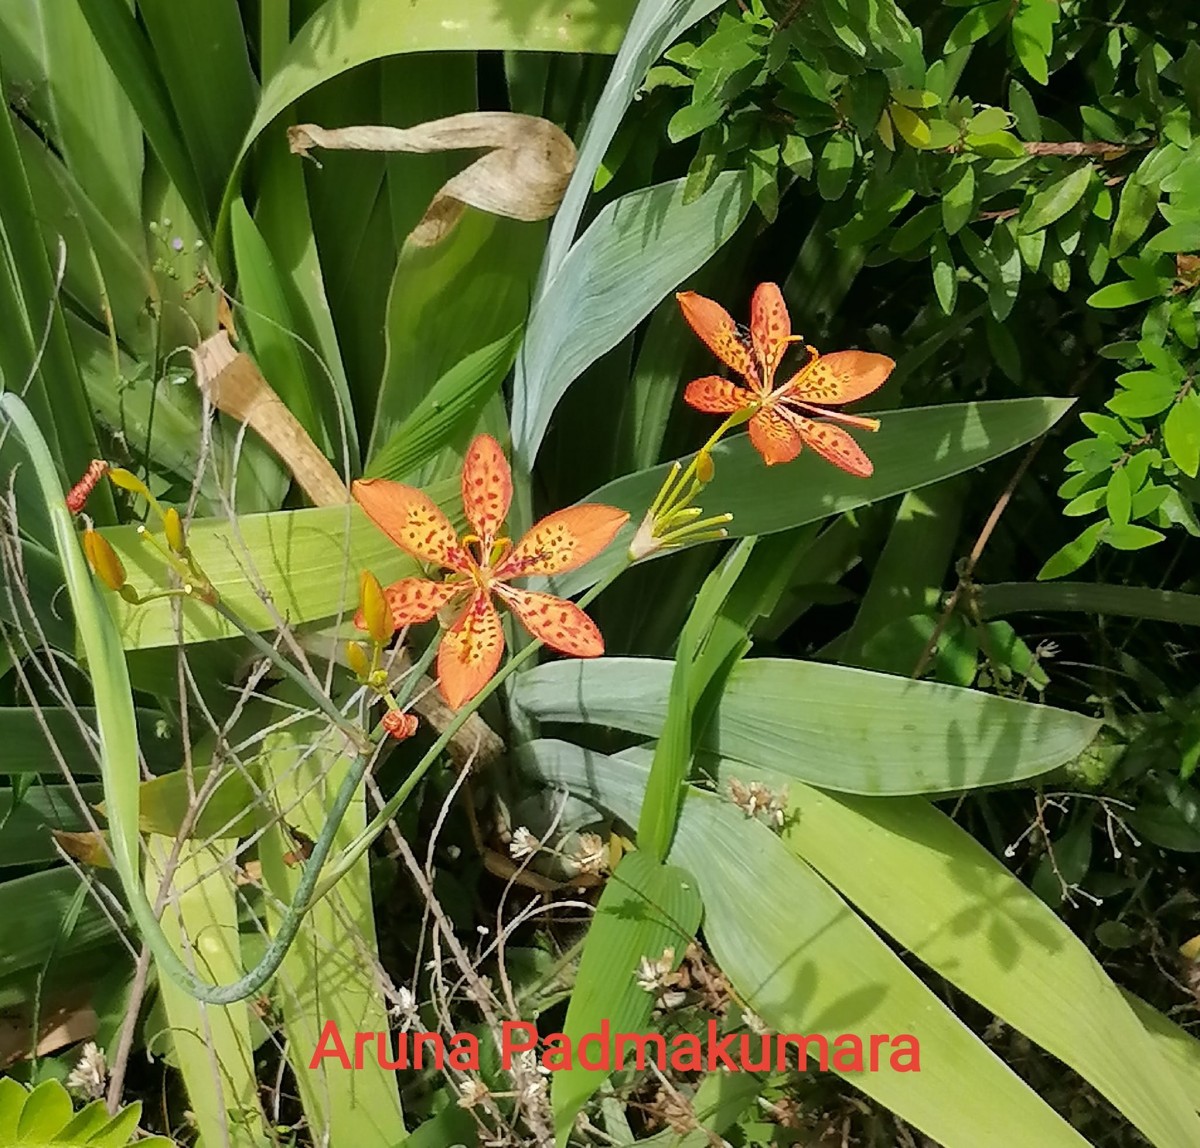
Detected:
left=288, top=112, right=576, bottom=246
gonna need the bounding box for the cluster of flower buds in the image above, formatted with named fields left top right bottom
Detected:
left=71, top=460, right=215, bottom=608
left=346, top=570, right=418, bottom=742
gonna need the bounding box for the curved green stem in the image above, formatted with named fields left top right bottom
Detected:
left=2, top=393, right=405, bottom=1004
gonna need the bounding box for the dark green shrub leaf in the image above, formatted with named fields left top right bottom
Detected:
left=1021, top=166, right=1094, bottom=233
left=931, top=230, right=957, bottom=313
left=817, top=132, right=856, bottom=199
left=1037, top=521, right=1105, bottom=579
left=1106, top=522, right=1165, bottom=550
left=1164, top=393, right=1200, bottom=478
left=942, top=162, right=976, bottom=235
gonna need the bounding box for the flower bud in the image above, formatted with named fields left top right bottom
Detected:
left=163, top=507, right=186, bottom=554
left=106, top=467, right=155, bottom=503
left=345, top=641, right=370, bottom=679
left=359, top=570, right=395, bottom=646
left=381, top=709, right=418, bottom=741
left=82, top=529, right=127, bottom=592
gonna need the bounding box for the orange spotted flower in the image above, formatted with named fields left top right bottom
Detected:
left=677, top=282, right=895, bottom=476
left=352, top=435, right=629, bottom=710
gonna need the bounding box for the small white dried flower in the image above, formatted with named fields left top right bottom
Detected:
left=635, top=947, right=676, bottom=994
left=388, top=985, right=416, bottom=1026
left=66, top=1041, right=107, bottom=1099
left=727, top=778, right=788, bottom=830
left=744, top=1010, right=769, bottom=1036
left=572, top=832, right=607, bottom=875
left=509, top=826, right=540, bottom=861
left=457, top=1077, right=491, bottom=1108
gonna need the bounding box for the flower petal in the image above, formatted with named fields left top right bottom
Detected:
left=461, top=434, right=512, bottom=547
left=352, top=576, right=462, bottom=629
left=496, top=586, right=604, bottom=657
left=783, top=349, right=895, bottom=405
left=683, top=376, right=751, bottom=414
left=495, top=505, right=630, bottom=579
left=352, top=478, right=465, bottom=569
left=438, top=591, right=505, bottom=709
left=749, top=282, right=792, bottom=387
left=676, top=291, right=758, bottom=385
left=748, top=408, right=803, bottom=466
left=793, top=413, right=874, bottom=477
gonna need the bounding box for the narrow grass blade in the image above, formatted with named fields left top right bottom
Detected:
left=551, top=850, right=702, bottom=1143
left=75, top=0, right=207, bottom=235
left=977, top=581, right=1200, bottom=626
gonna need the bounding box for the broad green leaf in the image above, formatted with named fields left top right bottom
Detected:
left=1012, top=0, right=1058, bottom=86
left=373, top=212, right=541, bottom=462
left=522, top=743, right=1092, bottom=1148
left=1021, top=165, right=1094, bottom=233
left=511, top=173, right=751, bottom=465
left=1088, top=268, right=1172, bottom=308
left=551, top=850, right=702, bottom=1144
left=512, top=656, right=1100, bottom=795
left=1147, top=222, right=1200, bottom=253
left=1124, top=993, right=1200, bottom=1109
left=239, top=0, right=638, bottom=168
left=889, top=103, right=931, bottom=148
left=667, top=97, right=725, bottom=142
left=0, top=867, right=118, bottom=979
left=368, top=328, right=522, bottom=481
left=549, top=398, right=1073, bottom=595
left=967, top=106, right=1010, bottom=135
left=1107, top=373, right=1179, bottom=418
left=1164, top=393, right=1200, bottom=477
left=987, top=219, right=1022, bottom=320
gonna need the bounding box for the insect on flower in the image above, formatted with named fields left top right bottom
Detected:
left=352, top=435, right=629, bottom=710
left=677, top=283, right=895, bottom=475
left=66, top=460, right=109, bottom=514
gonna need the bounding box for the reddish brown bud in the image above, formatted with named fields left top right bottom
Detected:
left=381, top=709, right=418, bottom=741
